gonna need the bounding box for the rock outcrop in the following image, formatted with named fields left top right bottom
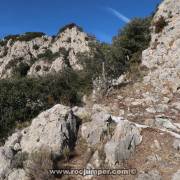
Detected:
left=104, top=120, right=142, bottom=166
left=0, top=24, right=92, bottom=79
left=0, top=104, right=79, bottom=180
left=142, top=0, right=180, bottom=95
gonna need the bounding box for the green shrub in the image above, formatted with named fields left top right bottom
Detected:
left=4, top=32, right=45, bottom=43
left=59, top=47, right=69, bottom=58
left=35, top=65, right=41, bottom=72
left=4, top=34, right=20, bottom=41
left=113, top=17, right=152, bottom=56
left=5, top=58, right=22, bottom=70
left=66, top=37, right=71, bottom=43
left=13, top=62, right=30, bottom=77
left=110, top=16, right=152, bottom=81
left=37, top=49, right=60, bottom=62
left=0, top=69, right=92, bottom=141
left=0, top=40, right=7, bottom=46
left=19, top=32, right=45, bottom=41
left=33, top=44, right=39, bottom=50
left=78, top=17, right=152, bottom=82
left=77, top=42, right=103, bottom=79
left=153, top=16, right=167, bottom=33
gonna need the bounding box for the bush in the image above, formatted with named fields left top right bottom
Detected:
left=0, top=16, right=152, bottom=141
left=13, top=62, right=30, bottom=77
left=78, top=17, right=152, bottom=82
left=113, top=17, right=152, bottom=55
left=0, top=40, right=7, bottom=46
left=4, top=32, right=45, bottom=43
left=4, top=34, right=20, bottom=41
left=0, top=69, right=92, bottom=141
left=153, top=16, right=167, bottom=33
left=19, top=32, right=45, bottom=41
left=33, top=44, right=39, bottom=50
left=78, top=42, right=104, bottom=79
left=37, top=49, right=60, bottom=62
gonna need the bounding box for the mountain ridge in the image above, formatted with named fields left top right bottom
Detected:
left=0, top=23, right=93, bottom=79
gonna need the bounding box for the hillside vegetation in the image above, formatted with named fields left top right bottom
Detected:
left=79, top=17, right=152, bottom=81
left=0, top=16, right=152, bottom=141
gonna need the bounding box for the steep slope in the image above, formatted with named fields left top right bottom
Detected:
left=79, top=0, right=180, bottom=179
left=142, top=0, right=180, bottom=96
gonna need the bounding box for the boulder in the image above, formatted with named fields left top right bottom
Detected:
left=155, top=116, right=179, bottom=132
left=20, top=104, right=78, bottom=155
left=146, top=107, right=156, bottom=114
left=104, top=120, right=142, bottom=166
left=131, top=99, right=145, bottom=106
left=81, top=112, right=112, bottom=145
left=81, top=110, right=123, bottom=145
left=4, top=132, right=22, bottom=151
left=0, top=104, right=79, bottom=180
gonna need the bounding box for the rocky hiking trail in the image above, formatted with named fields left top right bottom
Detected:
left=0, top=0, right=180, bottom=179
left=73, top=79, right=180, bottom=180
left=0, top=82, right=179, bottom=180
left=49, top=77, right=180, bottom=179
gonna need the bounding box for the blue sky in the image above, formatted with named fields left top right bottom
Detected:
left=0, top=0, right=161, bottom=43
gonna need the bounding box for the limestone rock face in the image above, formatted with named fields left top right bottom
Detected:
left=0, top=37, right=51, bottom=79
left=0, top=104, right=78, bottom=180
left=51, top=26, right=90, bottom=70
left=81, top=111, right=112, bottom=145
left=104, top=120, right=142, bottom=166
left=142, top=0, right=180, bottom=94
left=20, top=104, right=78, bottom=154
left=0, top=25, right=91, bottom=79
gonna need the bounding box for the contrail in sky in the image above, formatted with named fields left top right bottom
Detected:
left=107, top=7, right=130, bottom=23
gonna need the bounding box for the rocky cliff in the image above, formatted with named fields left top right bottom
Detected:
left=0, top=24, right=92, bottom=79
left=142, top=0, right=180, bottom=96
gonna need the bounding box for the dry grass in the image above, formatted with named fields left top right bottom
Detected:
left=25, top=148, right=55, bottom=180
left=127, top=128, right=180, bottom=180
